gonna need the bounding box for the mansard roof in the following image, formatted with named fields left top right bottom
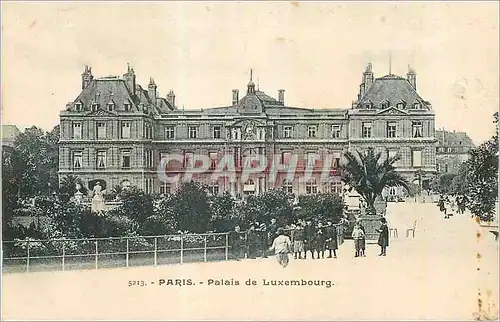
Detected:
left=69, top=77, right=174, bottom=114
left=356, top=74, right=430, bottom=109
left=435, top=130, right=474, bottom=147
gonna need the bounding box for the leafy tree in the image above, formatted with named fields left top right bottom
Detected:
left=462, top=114, right=498, bottom=221
left=237, top=189, right=294, bottom=227
left=209, top=191, right=236, bottom=232
left=296, top=193, right=344, bottom=223
left=118, top=186, right=155, bottom=224
left=341, top=147, right=409, bottom=216
left=163, top=182, right=212, bottom=233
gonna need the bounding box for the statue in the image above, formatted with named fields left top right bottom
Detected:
left=91, top=182, right=106, bottom=213
left=74, top=183, right=83, bottom=204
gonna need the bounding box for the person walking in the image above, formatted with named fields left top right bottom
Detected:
left=351, top=223, right=365, bottom=257
left=376, top=217, right=389, bottom=256
left=269, top=228, right=293, bottom=268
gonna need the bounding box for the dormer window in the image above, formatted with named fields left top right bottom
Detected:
left=91, top=101, right=99, bottom=111
left=413, top=102, right=421, bottom=109
left=364, top=102, right=373, bottom=109
left=124, top=101, right=131, bottom=112
left=75, top=102, right=83, bottom=111
left=381, top=100, right=389, bottom=109
left=107, top=101, right=115, bottom=111
left=396, top=102, right=406, bottom=109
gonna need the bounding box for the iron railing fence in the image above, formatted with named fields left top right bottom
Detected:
left=2, top=224, right=345, bottom=274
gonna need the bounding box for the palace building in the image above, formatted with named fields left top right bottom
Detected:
left=58, top=63, right=437, bottom=198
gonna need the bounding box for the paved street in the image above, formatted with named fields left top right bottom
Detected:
left=2, top=202, right=498, bottom=321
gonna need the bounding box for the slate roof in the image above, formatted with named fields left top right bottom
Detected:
left=435, top=130, right=474, bottom=147
left=69, top=77, right=175, bottom=114
left=356, top=74, right=430, bottom=109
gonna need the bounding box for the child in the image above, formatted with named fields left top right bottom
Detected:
left=351, top=223, right=365, bottom=258
left=269, top=228, right=293, bottom=268
left=293, top=222, right=305, bottom=259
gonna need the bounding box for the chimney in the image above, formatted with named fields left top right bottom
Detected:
left=148, top=78, right=157, bottom=102
left=407, top=64, right=417, bottom=90
left=81, top=65, right=93, bottom=89
left=123, top=63, right=136, bottom=97
left=167, top=90, right=176, bottom=108
left=232, top=89, right=239, bottom=105
left=278, top=89, right=285, bottom=105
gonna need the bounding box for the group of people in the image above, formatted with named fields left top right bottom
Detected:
left=229, top=216, right=390, bottom=267
left=438, top=194, right=468, bottom=219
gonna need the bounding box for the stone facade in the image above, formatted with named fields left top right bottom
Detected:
left=59, top=63, right=437, bottom=197
left=435, top=129, right=474, bottom=174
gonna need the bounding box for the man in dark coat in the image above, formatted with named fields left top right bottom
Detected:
left=229, top=226, right=245, bottom=260
left=268, top=218, right=278, bottom=242
left=257, top=223, right=268, bottom=258
left=325, top=221, right=338, bottom=258
left=303, top=220, right=316, bottom=259
left=246, top=224, right=259, bottom=259
left=314, top=222, right=327, bottom=259
left=376, top=217, right=389, bottom=256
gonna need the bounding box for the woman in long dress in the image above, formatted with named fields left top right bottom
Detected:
left=376, top=217, right=389, bottom=256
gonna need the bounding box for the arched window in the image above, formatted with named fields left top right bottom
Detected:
left=305, top=179, right=318, bottom=195
left=282, top=179, right=293, bottom=194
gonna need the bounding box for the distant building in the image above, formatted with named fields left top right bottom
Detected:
left=435, top=129, right=474, bottom=174
left=2, top=124, right=21, bottom=164
left=59, top=63, right=437, bottom=198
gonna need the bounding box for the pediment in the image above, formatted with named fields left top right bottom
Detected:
left=86, top=109, right=117, bottom=117
left=376, top=106, right=409, bottom=116
left=230, top=118, right=265, bottom=128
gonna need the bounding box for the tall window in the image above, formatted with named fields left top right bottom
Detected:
left=387, top=122, right=397, bottom=138
left=121, top=122, right=131, bottom=139
left=144, top=150, right=153, bottom=168
left=412, top=150, right=422, bottom=167
left=282, top=179, right=293, bottom=194
left=72, top=122, right=82, bottom=139
left=307, top=152, right=316, bottom=167
left=413, top=102, right=421, bottom=109
left=188, top=126, right=198, bottom=139
left=165, top=126, right=175, bottom=139
left=283, top=126, right=293, bottom=138
left=282, top=152, right=292, bottom=168
left=232, top=128, right=241, bottom=140
left=91, top=102, right=99, bottom=111
left=412, top=121, right=423, bottom=138
left=107, top=102, right=115, bottom=111
left=159, top=182, right=171, bottom=195
left=184, top=152, right=194, bottom=168
left=396, top=102, right=405, bottom=109
left=97, top=122, right=107, bottom=139
left=73, top=151, right=83, bottom=169
left=362, top=122, right=372, bottom=138
left=75, top=102, right=82, bottom=111
left=208, top=181, right=219, bottom=196
left=305, top=179, right=318, bottom=194
left=308, top=125, right=317, bottom=138
left=121, top=150, right=131, bottom=169
left=381, top=101, right=389, bottom=109
left=331, top=125, right=341, bottom=138
left=209, top=152, right=218, bottom=169
left=213, top=126, right=221, bottom=139
left=96, top=150, right=106, bottom=169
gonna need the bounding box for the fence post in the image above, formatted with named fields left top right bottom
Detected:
left=26, top=240, right=30, bottom=273
left=225, top=233, right=229, bottom=261
left=95, top=240, right=98, bottom=270
left=204, top=234, right=207, bottom=262
left=154, top=237, right=158, bottom=266
left=180, top=235, right=184, bottom=264
left=62, top=240, right=66, bottom=271
left=126, top=238, right=129, bottom=268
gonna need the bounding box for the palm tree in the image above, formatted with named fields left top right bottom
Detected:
left=340, top=147, right=410, bottom=216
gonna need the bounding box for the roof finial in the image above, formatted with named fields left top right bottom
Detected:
left=250, top=69, right=253, bottom=82
left=257, top=77, right=260, bottom=91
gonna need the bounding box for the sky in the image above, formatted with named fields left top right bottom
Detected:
left=2, top=2, right=499, bottom=144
